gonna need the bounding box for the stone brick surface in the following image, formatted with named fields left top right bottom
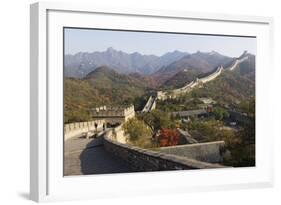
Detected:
left=103, top=131, right=225, bottom=172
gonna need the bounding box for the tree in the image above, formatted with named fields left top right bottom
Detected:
left=158, top=128, right=180, bottom=147
left=238, top=97, right=255, bottom=118
left=141, top=109, right=176, bottom=132
left=213, top=107, right=229, bottom=120
left=222, top=129, right=255, bottom=167
left=122, top=118, right=151, bottom=142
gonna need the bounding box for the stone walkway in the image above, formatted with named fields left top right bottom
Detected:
left=64, top=135, right=132, bottom=176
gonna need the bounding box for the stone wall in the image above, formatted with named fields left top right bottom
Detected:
left=156, top=51, right=249, bottom=101
left=112, top=124, right=128, bottom=143
left=228, top=56, right=249, bottom=71
left=64, top=120, right=105, bottom=141
left=228, top=59, right=239, bottom=71
left=142, top=96, right=156, bottom=112
left=124, top=105, right=136, bottom=120
left=157, top=91, right=168, bottom=101
left=91, top=105, right=135, bottom=118
left=158, top=141, right=225, bottom=163
left=199, top=66, right=223, bottom=83
left=157, top=66, right=223, bottom=100
left=103, top=128, right=225, bottom=171
left=90, top=105, right=135, bottom=124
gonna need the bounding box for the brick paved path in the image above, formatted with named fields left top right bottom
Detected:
left=64, top=135, right=132, bottom=176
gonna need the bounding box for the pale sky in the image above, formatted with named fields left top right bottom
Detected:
left=64, top=28, right=256, bottom=58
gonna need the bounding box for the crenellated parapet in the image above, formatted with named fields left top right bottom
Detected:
left=123, top=105, right=136, bottom=120
left=90, top=105, right=135, bottom=124
left=64, top=120, right=106, bottom=140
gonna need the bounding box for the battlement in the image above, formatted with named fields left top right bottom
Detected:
left=64, top=120, right=105, bottom=140
left=90, top=105, right=134, bottom=117
left=90, top=105, right=135, bottom=124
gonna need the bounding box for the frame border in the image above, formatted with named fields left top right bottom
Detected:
left=30, top=1, right=274, bottom=202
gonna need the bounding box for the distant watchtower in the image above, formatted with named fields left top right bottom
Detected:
left=90, top=105, right=135, bottom=126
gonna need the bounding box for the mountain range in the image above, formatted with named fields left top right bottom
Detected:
left=64, top=47, right=188, bottom=78
left=152, top=50, right=234, bottom=85
left=64, top=48, right=239, bottom=85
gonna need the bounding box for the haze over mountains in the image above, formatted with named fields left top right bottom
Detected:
left=65, top=47, right=188, bottom=78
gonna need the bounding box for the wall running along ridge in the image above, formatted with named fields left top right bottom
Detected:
left=157, top=66, right=223, bottom=100
left=156, top=53, right=249, bottom=100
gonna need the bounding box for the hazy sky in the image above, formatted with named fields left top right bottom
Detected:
left=64, top=28, right=256, bottom=57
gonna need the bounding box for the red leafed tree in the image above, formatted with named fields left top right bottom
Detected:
left=158, top=128, right=179, bottom=147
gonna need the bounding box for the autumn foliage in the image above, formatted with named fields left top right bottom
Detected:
left=158, top=128, right=179, bottom=147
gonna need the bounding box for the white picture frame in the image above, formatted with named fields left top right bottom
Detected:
left=30, top=1, right=274, bottom=202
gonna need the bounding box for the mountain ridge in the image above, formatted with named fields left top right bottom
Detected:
left=64, top=47, right=189, bottom=78
left=152, top=51, right=234, bottom=85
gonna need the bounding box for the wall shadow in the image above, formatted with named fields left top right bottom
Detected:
left=79, top=137, right=132, bottom=175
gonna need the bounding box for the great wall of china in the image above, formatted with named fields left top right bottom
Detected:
left=90, top=105, right=135, bottom=123
left=141, top=96, right=157, bottom=112
left=64, top=121, right=226, bottom=174
left=156, top=66, right=224, bottom=100
left=143, top=52, right=250, bottom=112
left=64, top=51, right=250, bottom=174
left=157, top=54, right=248, bottom=101
left=228, top=56, right=249, bottom=71
left=103, top=125, right=226, bottom=171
